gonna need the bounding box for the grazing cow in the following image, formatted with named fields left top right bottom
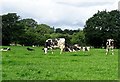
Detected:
left=0, top=47, right=11, bottom=51
left=106, top=39, right=114, bottom=55
left=44, top=38, right=65, bottom=54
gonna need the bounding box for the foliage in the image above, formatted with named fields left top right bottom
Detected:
left=19, top=18, right=37, bottom=29
left=36, top=24, right=54, bottom=35
left=18, top=18, right=38, bottom=46
left=84, top=10, right=120, bottom=48
left=2, top=13, right=25, bottom=45
left=2, top=10, right=120, bottom=48
left=2, top=13, right=82, bottom=46
left=71, top=30, right=85, bottom=46
left=55, top=28, right=63, bottom=33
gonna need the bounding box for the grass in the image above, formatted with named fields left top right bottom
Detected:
left=1, top=46, right=118, bottom=80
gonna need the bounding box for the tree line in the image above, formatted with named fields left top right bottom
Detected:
left=1, top=13, right=83, bottom=46
left=84, top=10, right=120, bottom=48
left=1, top=10, right=120, bottom=48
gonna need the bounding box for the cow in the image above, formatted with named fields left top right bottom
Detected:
left=106, top=39, right=114, bottom=55
left=64, top=44, right=76, bottom=52
left=64, top=44, right=81, bottom=52
left=44, top=38, right=65, bottom=54
left=82, top=46, right=90, bottom=51
left=0, top=47, right=11, bottom=51
left=74, top=44, right=81, bottom=51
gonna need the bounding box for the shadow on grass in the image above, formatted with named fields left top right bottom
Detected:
left=70, top=54, right=91, bottom=56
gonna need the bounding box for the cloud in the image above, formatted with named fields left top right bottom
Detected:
left=56, top=1, right=113, bottom=8
left=1, top=0, right=119, bottom=30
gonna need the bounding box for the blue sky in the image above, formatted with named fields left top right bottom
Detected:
left=1, top=0, right=119, bottom=30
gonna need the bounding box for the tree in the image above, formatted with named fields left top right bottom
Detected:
left=2, top=13, right=24, bottom=45
left=36, top=24, right=54, bottom=35
left=62, top=29, right=80, bottom=35
left=19, top=18, right=37, bottom=29
left=55, top=28, right=63, bottom=33
left=71, top=30, right=85, bottom=46
left=50, top=33, right=64, bottom=39
left=33, top=24, right=54, bottom=45
left=84, top=10, right=120, bottom=48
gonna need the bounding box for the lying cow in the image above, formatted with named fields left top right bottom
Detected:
left=74, top=44, right=81, bottom=50
left=106, top=39, right=114, bottom=55
left=82, top=47, right=90, bottom=51
left=0, top=47, right=11, bottom=51
left=44, top=38, right=65, bottom=54
left=64, top=44, right=81, bottom=52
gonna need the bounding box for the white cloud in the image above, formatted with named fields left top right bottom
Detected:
left=1, top=0, right=119, bottom=30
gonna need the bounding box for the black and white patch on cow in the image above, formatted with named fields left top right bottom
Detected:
left=0, top=47, right=11, bottom=51
left=64, top=44, right=75, bottom=52
left=44, top=38, right=65, bottom=54
left=106, top=39, right=114, bottom=55
left=64, top=44, right=81, bottom=52
left=82, top=46, right=90, bottom=51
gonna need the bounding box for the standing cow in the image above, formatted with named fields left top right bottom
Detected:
left=44, top=38, right=65, bottom=54
left=106, top=39, right=114, bottom=55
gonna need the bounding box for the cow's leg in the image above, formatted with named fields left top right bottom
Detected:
left=111, top=47, right=114, bottom=55
left=60, top=45, right=65, bottom=54
left=60, top=47, right=63, bottom=54
left=111, top=49, right=114, bottom=55
left=106, top=48, right=109, bottom=55
left=44, top=48, right=48, bottom=54
left=83, top=47, right=85, bottom=51
left=68, top=48, right=72, bottom=52
left=73, top=49, right=76, bottom=52
left=60, top=47, right=62, bottom=54
left=50, top=47, right=53, bottom=54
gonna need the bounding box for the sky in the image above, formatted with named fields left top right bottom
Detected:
left=1, top=0, right=119, bottom=30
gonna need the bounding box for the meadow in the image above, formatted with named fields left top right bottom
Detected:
left=1, top=46, right=118, bottom=80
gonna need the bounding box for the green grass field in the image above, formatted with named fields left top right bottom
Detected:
left=1, top=46, right=118, bottom=80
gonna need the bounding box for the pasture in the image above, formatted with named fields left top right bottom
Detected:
left=1, top=46, right=118, bottom=80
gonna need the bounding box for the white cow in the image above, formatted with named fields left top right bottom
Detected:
left=106, top=39, right=114, bottom=55
left=44, top=38, right=65, bottom=54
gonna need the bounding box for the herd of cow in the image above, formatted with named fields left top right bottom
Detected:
left=43, top=38, right=114, bottom=55
left=0, top=38, right=114, bottom=55
left=44, top=38, right=91, bottom=54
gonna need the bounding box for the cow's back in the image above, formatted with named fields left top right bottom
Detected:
left=57, top=38, right=65, bottom=47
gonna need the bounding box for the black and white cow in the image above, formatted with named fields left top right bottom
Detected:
left=44, top=38, right=65, bottom=54
left=74, top=44, right=82, bottom=51
left=82, top=46, right=90, bottom=51
left=106, top=39, right=114, bottom=55
left=64, top=44, right=81, bottom=52
left=0, top=47, right=11, bottom=51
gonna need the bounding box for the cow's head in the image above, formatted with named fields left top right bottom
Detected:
left=106, top=39, right=114, bottom=46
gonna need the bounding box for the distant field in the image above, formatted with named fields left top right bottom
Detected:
left=1, top=46, right=118, bottom=80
